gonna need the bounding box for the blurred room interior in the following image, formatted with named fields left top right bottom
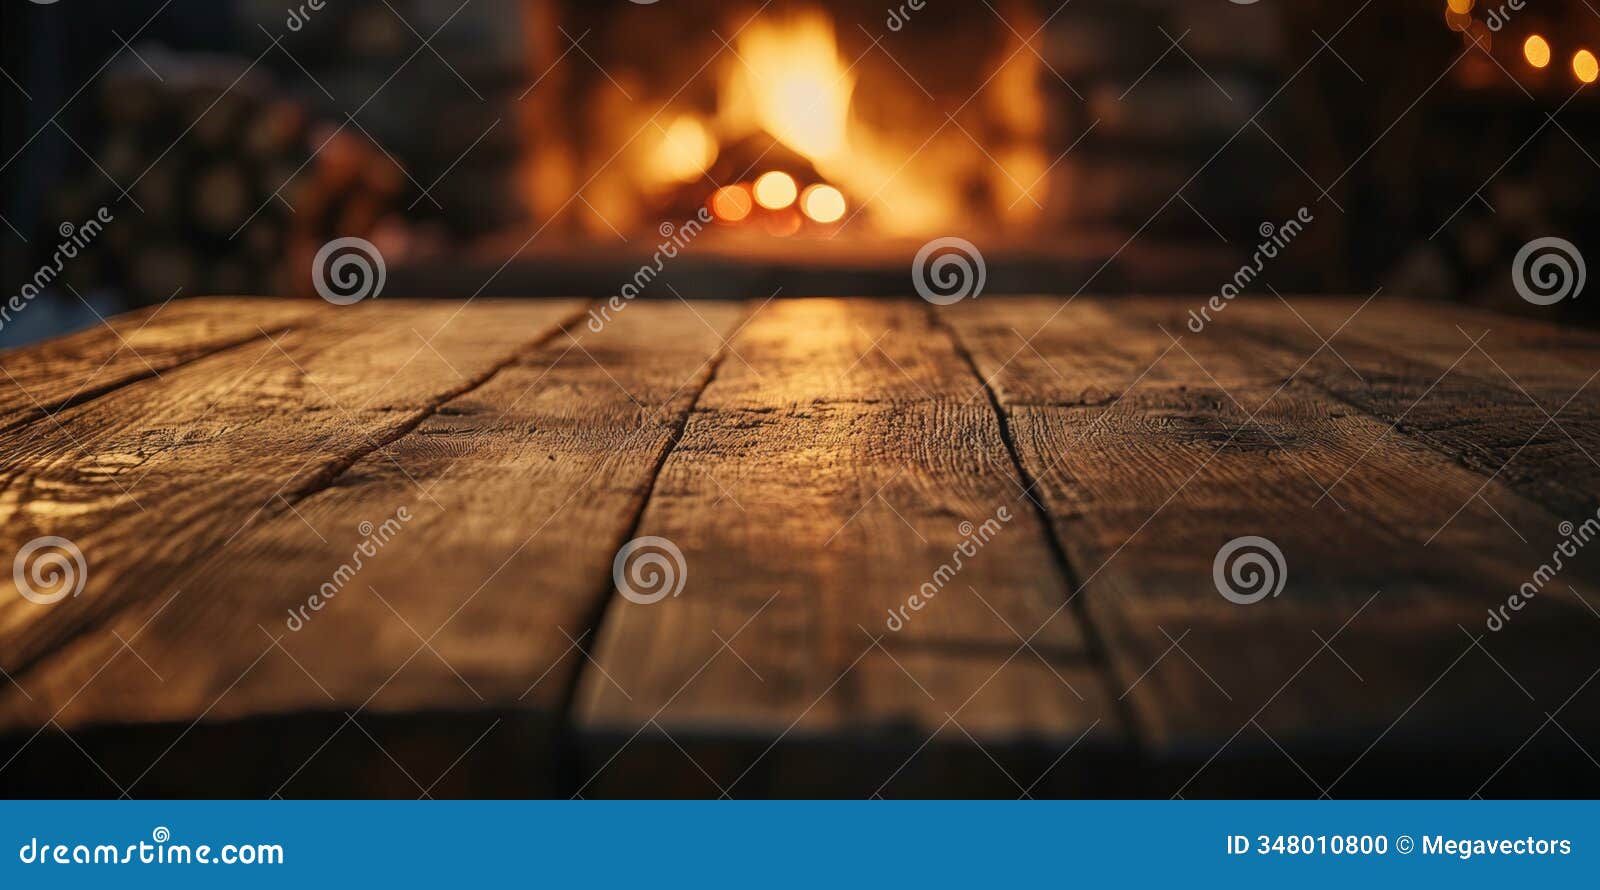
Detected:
left=2, top=0, right=1597, bottom=346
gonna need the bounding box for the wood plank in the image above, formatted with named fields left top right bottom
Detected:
left=942, top=297, right=1600, bottom=796
left=0, top=300, right=741, bottom=798
left=0, top=297, right=317, bottom=435
left=0, top=300, right=584, bottom=720
left=1223, top=297, right=1600, bottom=519
left=577, top=299, right=1122, bottom=798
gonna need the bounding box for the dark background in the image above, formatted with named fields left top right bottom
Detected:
left=3, top=0, right=1597, bottom=346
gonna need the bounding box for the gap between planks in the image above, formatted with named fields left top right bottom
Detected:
left=924, top=301, right=1151, bottom=759
left=552, top=301, right=756, bottom=735
left=263, top=302, right=597, bottom=521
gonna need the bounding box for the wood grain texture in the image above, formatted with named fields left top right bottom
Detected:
left=576, top=299, right=1120, bottom=798
left=941, top=297, right=1600, bottom=795
left=1224, top=298, right=1600, bottom=519
left=0, top=299, right=741, bottom=797
left=0, top=301, right=584, bottom=716
left=2, top=295, right=1598, bottom=798
left=0, top=297, right=315, bottom=435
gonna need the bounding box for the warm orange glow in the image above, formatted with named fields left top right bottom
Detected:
left=1524, top=35, right=1551, bottom=68
left=800, top=184, right=846, bottom=224
left=709, top=185, right=753, bottom=222
left=1446, top=0, right=1473, bottom=12
left=1576, top=49, right=1600, bottom=84
left=753, top=171, right=799, bottom=209
left=648, top=115, right=717, bottom=184
left=724, top=13, right=855, bottom=161
left=544, top=4, right=1052, bottom=238
left=764, top=208, right=802, bottom=237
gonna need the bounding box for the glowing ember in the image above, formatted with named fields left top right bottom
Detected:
left=800, top=184, right=846, bottom=224
left=709, top=185, right=754, bottom=222
left=764, top=208, right=803, bottom=237
left=753, top=171, right=799, bottom=209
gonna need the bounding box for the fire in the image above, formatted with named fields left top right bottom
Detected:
left=753, top=171, right=799, bottom=209
left=722, top=11, right=855, bottom=162
left=572, top=4, right=1050, bottom=238
left=648, top=115, right=718, bottom=184
left=712, top=9, right=967, bottom=235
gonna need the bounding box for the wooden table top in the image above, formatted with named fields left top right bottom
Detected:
left=2, top=295, right=1599, bottom=798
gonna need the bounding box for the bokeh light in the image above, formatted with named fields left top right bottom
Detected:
left=753, top=171, right=799, bottom=209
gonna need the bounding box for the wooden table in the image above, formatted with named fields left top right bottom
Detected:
left=2, top=295, right=1598, bottom=798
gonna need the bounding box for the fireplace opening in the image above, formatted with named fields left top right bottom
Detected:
left=518, top=2, right=1055, bottom=244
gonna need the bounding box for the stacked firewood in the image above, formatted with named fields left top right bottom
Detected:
left=37, top=51, right=403, bottom=305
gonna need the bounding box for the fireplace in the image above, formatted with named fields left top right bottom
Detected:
left=403, top=0, right=1263, bottom=298
left=517, top=0, right=1058, bottom=242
